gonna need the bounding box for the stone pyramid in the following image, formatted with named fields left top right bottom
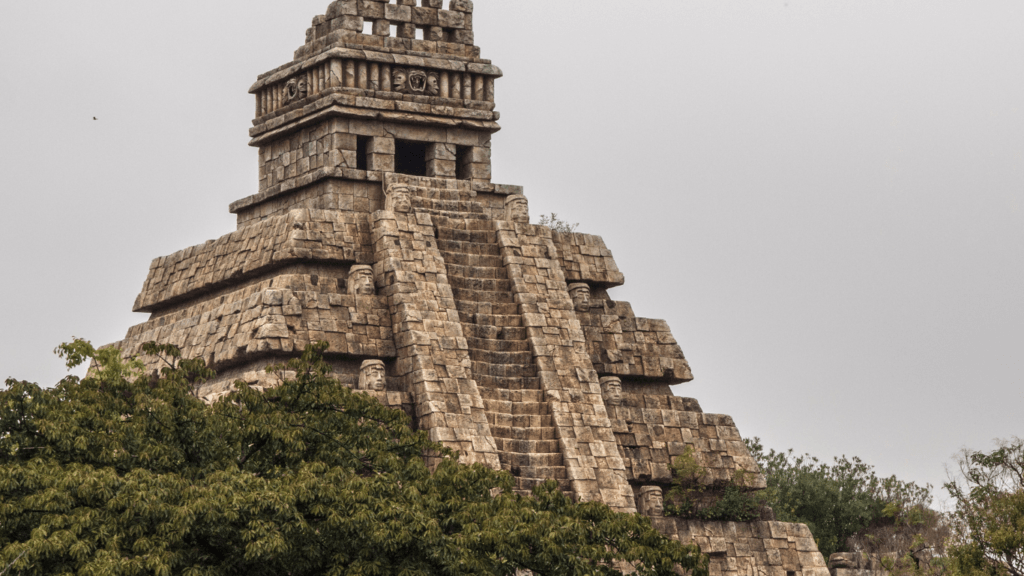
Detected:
left=111, top=2, right=830, bottom=574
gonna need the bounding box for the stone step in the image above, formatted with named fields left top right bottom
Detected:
left=453, top=287, right=515, bottom=304
left=506, top=465, right=568, bottom=481
left=466, top=336, right=530, bottom=353
left=448, top=275, right=512, bottom=293
left=460, top=312, right=523, bottom=328
left=437, top=239, right=502, bottom=256
left=482, top=398, right=550, bottom=417
left=423, top=208, right=490, bottom=221
left=471, top=360, right=537, bottom=378
left=463, top=324, right=527, bottom=341
left=412, top=197, right=485, bottom=214
left=436, top=227, right=496, bottom=244
left=456, top=300, right=520, bottom=318
left=439, top=251, right=503, bottom=268
left=500, top=451, right=564, bottom=469
left=515, top=476, right=574, bottom=494
left=434, top=217, right=497, bottom=231
left=489, top=418, right=556, bottom=436
left=478, top=387, right=545, bottom=403
left=495, top=437, right=561, bottom=454
left=445, top=263, right=505, bottom=280
left=469, top=349, right=533, bottom=366
left=474, top=374, right=541, bottom=390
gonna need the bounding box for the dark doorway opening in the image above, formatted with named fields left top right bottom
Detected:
left=356, top=136, right=370, bottom=171
left=456, top=145, right=472, bottom=180
left=395, top=140, right=428, bottom=176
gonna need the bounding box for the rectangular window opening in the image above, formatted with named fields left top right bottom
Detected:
left=455, top=145, right=472, bottom=180
left=395, top=140, right=428, bottom=177
left=442, top=28, right=454, bottom=42
left=415, top=27, right=425, bottom=41
left=362, top=19, right=374, bottom=35
left=356, top=136, right=370, bottom=171
left=390, top=24, right=399, bottom=38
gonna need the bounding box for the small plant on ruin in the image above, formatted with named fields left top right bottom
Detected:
left=664, top=446, right=765, bottom=522
left=537, top=212, right=580, bottom=234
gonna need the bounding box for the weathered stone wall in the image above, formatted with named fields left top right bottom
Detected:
left=551, top=231, right=626, bottom=287
left=609, top=398, right=766, bottom=488
left=234, top=180, right=384, bottom=227
left=236, top=119, right=494, bottom=217
left=652, top=520, right=830, bottom=576
left=297, top=0, right=480, bottom=60
left=121, top=272, right=394, bottom=375
left=579, top=300, right=694, bottom=383
left=134, top=209, right=372, bottom=312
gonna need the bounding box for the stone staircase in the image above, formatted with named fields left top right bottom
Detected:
left=434, top=217, right=571, bottom=496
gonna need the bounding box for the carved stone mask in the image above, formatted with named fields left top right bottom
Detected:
left=386, top=184, right=413, bottom=213
left=640, top=486, right=664, bottom=517
left=284, top=78, right=307, bottom=103
left=358, top=360, right=386, bottom=391
left=393, top=68, right=408, bottom=93
left=348, top=265, right=375, bottom=296
left=426, top=73, right=440, bottom=96
left=408, top=70, right=427, bottom=93
left=569, top=283, right=591, bottom=313
left=600, top=376, right=623, bottom=407
left=504, top=195, right=529, bottom=224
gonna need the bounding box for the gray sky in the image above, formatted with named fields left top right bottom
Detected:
left=1, top=0, right=1021, bottom=502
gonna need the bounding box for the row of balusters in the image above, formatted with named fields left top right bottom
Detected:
left=257, top=59, right=495, bottom=117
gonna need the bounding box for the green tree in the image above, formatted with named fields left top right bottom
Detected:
left=945, top=437, right=1024, bottom=576
left=664, top=446, right=766, bottom=522
left=0, top=340, right=707, bottom=576
left=745, top=438, right=933, bottom=560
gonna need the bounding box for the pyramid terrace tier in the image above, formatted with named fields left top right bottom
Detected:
left=650, top=520, right=830, bottom=576
left=579, top=300, right=695, bottom=383
left=609, top=398, right=766, bottom=489
left=119, top=272, right=395, bottom=378
left=133, top=209, right=374, bottom=314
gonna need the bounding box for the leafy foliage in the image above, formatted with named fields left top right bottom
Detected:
left=0, top=340, right=708, bottom=576
left=537, top=213, right=579, bottom=234
left=664, top=447, right=765, bottom=522
left=846, top=502, right=950, bottom=576
left=745, top=438, right=933, bottom=559
left=945, top=437, right=1024, bottom=576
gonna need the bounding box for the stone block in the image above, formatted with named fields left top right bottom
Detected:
left=369, top=153, right=394, bottom=171
left=385, top=4, right=412, bottom=21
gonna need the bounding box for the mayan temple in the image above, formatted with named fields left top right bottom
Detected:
left=110, top=2, right=830, bottom=574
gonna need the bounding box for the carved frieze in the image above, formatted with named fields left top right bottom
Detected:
left=392, top=67, right=441, bottom=96
left=283, top=77, right=308, bottom=104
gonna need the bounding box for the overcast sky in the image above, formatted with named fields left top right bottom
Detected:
left=1, top=0, right=1021, bottom=503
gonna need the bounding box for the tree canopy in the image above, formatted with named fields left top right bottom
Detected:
left=0, top=341, right=707, bottom=576
left=945, top=438, right=1024, bottom=576
left=745, top=438, right=935, bottom=560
